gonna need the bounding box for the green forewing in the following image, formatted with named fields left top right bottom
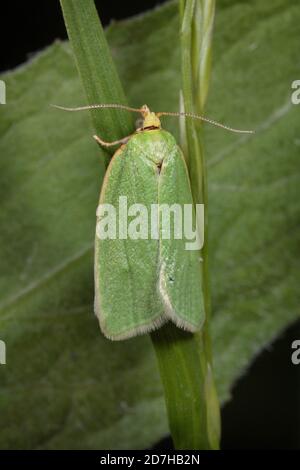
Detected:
left=158, top=141, right=205, bottom=331
left=95, top=129, right=204, bottom=340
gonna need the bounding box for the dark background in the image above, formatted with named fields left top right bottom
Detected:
left=1, top=0, right=299, bottom=450
left=0, top=0, right=167, bottom=72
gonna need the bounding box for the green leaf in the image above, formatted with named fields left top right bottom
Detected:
left=206, top=0, right=300, bottom=401
left=0, top=0, right=299, bottom=448
left=0, top=42, right=166, bottom=450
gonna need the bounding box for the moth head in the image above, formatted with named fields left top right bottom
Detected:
left=140, top=104, right=161, bottom=129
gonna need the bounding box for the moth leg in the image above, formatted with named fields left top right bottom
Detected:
left=93, top=133, right=134, bottom=147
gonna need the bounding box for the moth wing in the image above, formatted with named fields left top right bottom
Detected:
left=158, top=143, right=205, bottom=332
left=94, top=137, right=165, bottom=340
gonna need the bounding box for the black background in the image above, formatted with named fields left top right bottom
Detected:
left=0, top=0, right=167, bottom=72
left=1, top=0, right=299, bottom=450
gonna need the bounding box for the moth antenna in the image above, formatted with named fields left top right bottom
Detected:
left=157, top=111, right=254, bottom=134
left=51, top=103, right=143, bottom=114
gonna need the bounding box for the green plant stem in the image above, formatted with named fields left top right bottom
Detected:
left=152, top=0, right=220, bottom=450
left=182, top=0, right=220, bottom=446
left=60, top=0, right=133, bottom=152
left=151, top=325, right=210, bottom=449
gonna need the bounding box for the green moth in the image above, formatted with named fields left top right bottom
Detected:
left=53, top=103, right=253, bottom=340
left=94, top=106, right=204, bottom=340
